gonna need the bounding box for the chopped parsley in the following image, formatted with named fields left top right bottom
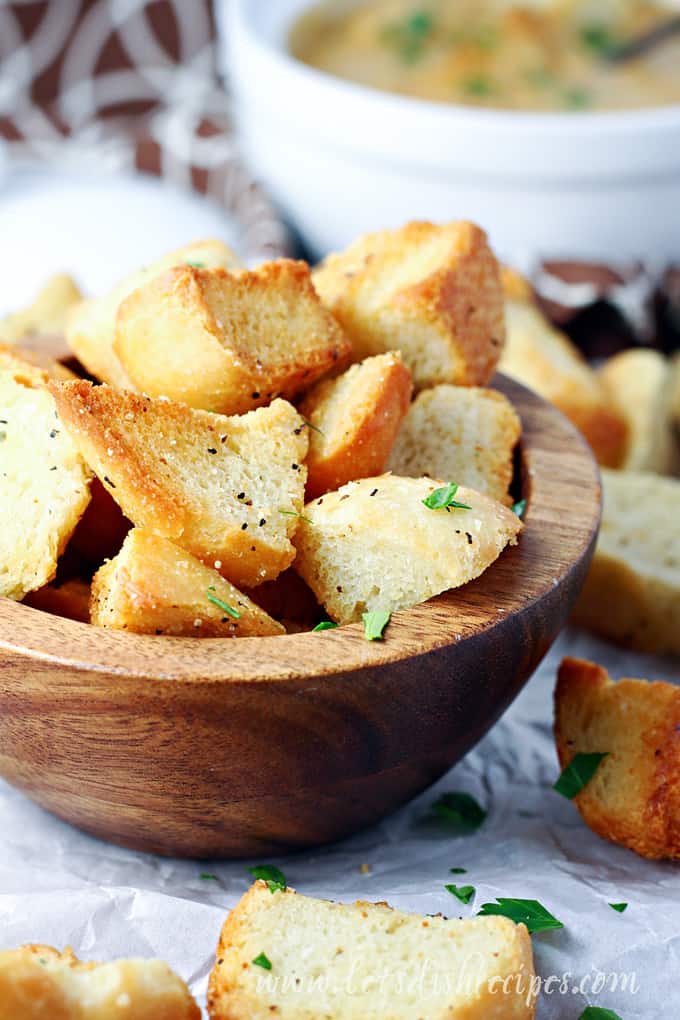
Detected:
left=301, top=418, right=325, bottom=436
left=200, top=873, right=219, bottom=881
left=362, top=611, right=391, bottom=641
left=432, top=792, right=486, bottom=831
left=206, top=590, right=241, bottom=619
left=248, top=864, right=287, bottom=893
left=554, top=752, right=609, bottom=799
left=477, top=898, right=563, bottom=934
left=422, top=482, right=472, bottom=511
left=564, top=86, right=591, bottom=109
left=381, top=9, right=435, bottom=63
left=312, top=621, right=338, bottom=632
left=252, top=952, right=272, bottom=971
left=279, top=509, right=312, bottom=524
left=450, top=867, right=467, bottom=874
left=446, top=883, right=476, bottom=905
left=185, top=260, right=206, bottom=268
left=511, top=498, right=527, bottom=518
left=608, top=902, right=628, bottom=913
left=462, top=75, right=494, bottom=98
left=580, top=23, right=618, bottom=57
left=577, top=1009, right=622, bottom=1020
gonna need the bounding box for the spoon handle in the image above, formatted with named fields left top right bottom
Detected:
left=606, top=14, right=680, bottom=63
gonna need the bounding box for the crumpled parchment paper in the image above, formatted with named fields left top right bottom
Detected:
left=1, top=627, right=677, bottom=1018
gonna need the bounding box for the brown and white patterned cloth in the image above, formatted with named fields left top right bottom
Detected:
left=0, top=0, right=289, bottom=260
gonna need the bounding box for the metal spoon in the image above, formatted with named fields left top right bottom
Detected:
left=605, top=14, right=680, bottom=63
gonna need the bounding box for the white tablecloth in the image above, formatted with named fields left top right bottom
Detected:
left=1, top=628, right=677, bottom=1018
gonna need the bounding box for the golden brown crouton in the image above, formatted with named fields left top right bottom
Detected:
left=50, top=382, right=309, bottom=589
left=91, top=529, right=284, bottom=637
left=66, top=239, right=242, bottom=388
left=0, top=943, right=200, bottom=1020
left=500, top=298, right=627, bottom=468
left=555, top=657, right=680, bottom=861
left=68, top=477, right=132, bottom=567
left=572, top=469, right=680, bottom=655
left=387, top=384, right=521, bottom=505
left=294, top=474, right=522, bottom=624
left=0, top=343, right=77, bottom=383
left=0, top=351, right=92, bottom=599
left=312, top=221, right=505, bottom=391
left=24, top=578, right=92, bottom=623
left=0, top=274, right=82, bottom=345
left=243, top=568, right=323, bottom=633
left=599, top=349, right=678, bottom=475
left=207, top=882, right=536, bottom=1020
left=299, top=352, right=412, bottom=499
left=114, top=260, right=352, bottom=415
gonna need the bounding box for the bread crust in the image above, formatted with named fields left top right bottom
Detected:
left=91, top=530, right=285, bottom=637
left=299, top=352, right=412, bottom=500
left=115, top=261, right=352, bottom=415
left=0, top=943, right=200, bottom=1020
left=555, top=657, right=680, bottom=860
left=313, top=221, right=505, bottom=391
left=0, top=274, right=82, bottom=345
left=49, top=381, right=309, bottom=589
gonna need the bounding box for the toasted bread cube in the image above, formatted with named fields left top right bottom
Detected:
left=0, top=351, right=92, bottom=599
left=66, top=239, right=242, bottom=388
left=114, top=260, right=351, bottom=415
left=50, top=382, right=308, bottom=589
left=299, top=352, right=412, bottom=499
left=0, top=342, right=76, bottom=383
left=24, top=578, right=91, bottom=624
left=207, top=882, right=536, bottom=1020
left=294, top=474, right=522, bottom=624
left=599, top=349, right=678, bottom=475
left=572, top=469, right=680, bottom=655
left=69, top=477, right=132, bottom=567
left=312, top=221, right=505, bottom=391
left=555, top=657, right=680, bottom=861
left=91, top=530, right=284, bottom=637
left=0, top=944, right=200, bottom=1020
left=500, top=298, right=627, bottom=468
left=0, top=274, right=82, bottom=345
left=388, top=384, right=521, bottom=505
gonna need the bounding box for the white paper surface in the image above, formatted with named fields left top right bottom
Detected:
left=1, top=627, right=677, bottom=1018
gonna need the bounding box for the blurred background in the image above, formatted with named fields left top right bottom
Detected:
left=1, top=0, right=679, bottom=356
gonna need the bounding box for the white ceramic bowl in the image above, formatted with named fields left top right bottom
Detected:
left=221, top=0, right=680, bottom=265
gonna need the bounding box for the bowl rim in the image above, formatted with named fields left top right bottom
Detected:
left=0, top=375, right=601, bottom=684
left=227, top=0, right=680, bottom=135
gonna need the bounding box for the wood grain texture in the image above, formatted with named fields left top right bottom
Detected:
left=0, top=376, right=601, bottom=858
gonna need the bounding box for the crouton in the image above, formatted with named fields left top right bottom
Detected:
left=572, top=469, right=680, bottom=655
left=114, top=260, right=351, bottom=415
left=207, top=882, right=536, bottom=1020
left=554, top=657, right=680, bottom=861
left=91, top=529, right=284, bottom=637
left=500, top=266, right=534, bottom=303
left=312, top=221, right=505, bottom=391
left=599, top=349, right=678, bottom=475
left=299, top=352, right=412, bottom=499
left=50, top=382, right=309, bottom=589
left=0, top=943, right=200, bottom=1020
left=387, top=384, right=521, bottom=505
left=500, top=298, right=627, bottom=468
left=24, top=578, right=91, bottom=623
left=294, top=474, right=522, bottom=624
left=0, top=342, right=76, bottom=383
left=66, top=239, right=242, bottom=388
left=0, top=273, right=82, bottom=344
left=69, top=477, right=132, bottom=567
left=0, top=351, right=92, bottom=599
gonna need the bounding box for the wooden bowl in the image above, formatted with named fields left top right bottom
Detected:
left=0, top=376, right=600, bottom=858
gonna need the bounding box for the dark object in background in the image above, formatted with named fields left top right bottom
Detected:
left=534, top=260, right=680, bottom=360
